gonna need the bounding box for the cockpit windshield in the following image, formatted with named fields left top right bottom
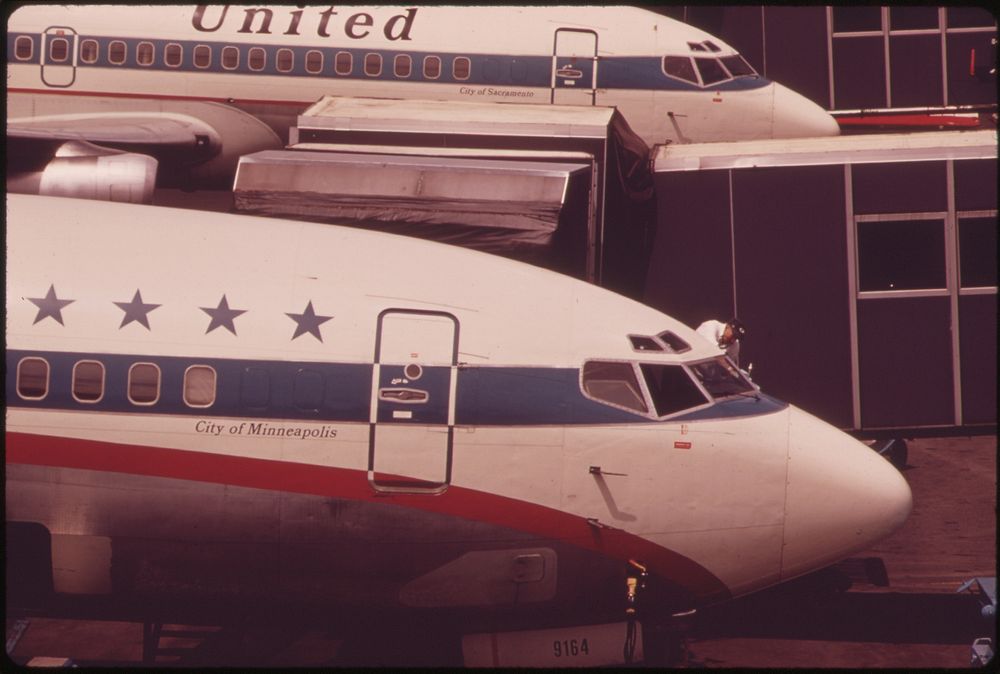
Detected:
left=690, top=357, right=756, bottom=399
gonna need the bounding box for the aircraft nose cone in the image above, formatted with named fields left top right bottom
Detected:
left=780, top=407, right=912, bottom=580
left=770, top=82, right=841, bottom=138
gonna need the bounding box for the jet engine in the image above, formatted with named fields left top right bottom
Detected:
left=7, top=139, right=158, bottom=204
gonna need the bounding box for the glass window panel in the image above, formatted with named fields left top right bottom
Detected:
left=194, top=44, right=211, bottom=68
left=689, top=358, right=755, bottom=398
left=136, top=42, right=154, bottom=66
left=423, top=55, right=441, bottom=79
left=17, top=358, right=49, bottom=399
left=453, top=56, right=471, bottom=80
left=305, top=49, right=322, bottom=74
left=663, top=56, right=698, bottom=84
left=695, top=57, right=729, bottom=86
left=832, top=7, right=883, bottom=33
left=947, top=7, right=997, bottom=29
left=890, top=34, right=943, bottom=107
left=640, top=364, right=708, bottom=416
left=276, top=48, right=293, bottom=72
left=128, top=363, right=160, bottom=405
left=394, top=54, right=411, bottom=77
left=222, top=46, right=239, bottom=70
left=364, top=53, right=381, bottom=76
left=164, top=43, right=182, bottom=67
left=80, top=39, right=98, bottom=64
left=49, top=38, right=69, bottom=63
left=184, top=365, right=217, bottom=407
left=109, top=40, right=126, bottom=65
left=720, top=54, right=755, bottom=77
left=857, top=219, right=946, bottom=291
left=335, top=51, right=352, bottom=75
left=947, top=32, right=999, bottom=106
left=72, top=361, right=105, bottom=403
left=248, top=47, right=265, bottom=71
left=959, top=217, right=998, bottom=288
left=832, top=36, right=887, bottom=109
left=15, top=36, right=34, bottom=60
left=582, top=361, right=648, bottom=414
left=890, top=7, right=939, bottom=31
left=629, top=335, right=664, bottom=352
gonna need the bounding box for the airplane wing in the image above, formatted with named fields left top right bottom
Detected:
left=7, top=112, right=222, bottom=166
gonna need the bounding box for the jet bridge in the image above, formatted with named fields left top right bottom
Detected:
left=232, top=96, right=655, bottom=296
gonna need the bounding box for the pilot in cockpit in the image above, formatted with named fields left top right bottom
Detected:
left=696, top=318, right=746, bottom=366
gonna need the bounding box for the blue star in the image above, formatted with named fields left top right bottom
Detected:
left=201, top=295, right=247, bottom=335
left=27, top=284, right=74, bottom=325
left=114, top=289, right=161, bottom=330
left=286, top=301, right=332, bottom=342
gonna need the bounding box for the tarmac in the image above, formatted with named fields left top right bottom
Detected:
left=5, top=434, right=996, bottom=668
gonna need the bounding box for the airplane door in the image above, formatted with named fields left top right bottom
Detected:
left=369, top=309, right=459, bottom=494
left=551, top=28, right=598, bottom=106
left=41, top=27, right=78, bottom=88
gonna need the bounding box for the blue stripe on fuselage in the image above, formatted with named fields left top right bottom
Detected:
left=6, top=349, right=787, bottom=425
left=7, top=31, right=772, bottom=93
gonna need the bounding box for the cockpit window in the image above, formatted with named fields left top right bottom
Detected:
left=720, top=55, right=756, bottom=77
left=687, top=41, right=707, bottom=52
left=629, top=335, right=664, bottom=352
left=582, top=361, right=648, bottom=414
left=695, top=57, right=730, bottom=86
left=657, top=331, right=692, bottom=354
left=640, top=364, right=709, bottom=417
left=690, top=357, right=755, bottom=398
left=663, top=56, right=699, bottom=84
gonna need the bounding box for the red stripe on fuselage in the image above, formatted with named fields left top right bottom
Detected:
left=7, top=87, right=312, bottom=108
left=6, top=431, right=729, bottom=603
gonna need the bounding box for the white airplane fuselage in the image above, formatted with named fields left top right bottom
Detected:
left=7, top=5, right=840, bottom=186
left=6, top=195, right=911, bottom=628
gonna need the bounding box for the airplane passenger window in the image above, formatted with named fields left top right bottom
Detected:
left=276, top=48, right=294, bottom=73
left=49, top=38, right=69, bottom=63
left=109, top=40, right=126, bottom=65
left=582, top=361, right=648, bottom=414
left=364, top=53, right=382, bottom=76
left=690, top=358, right=755, bottom=399
left=695, top=57, right=729, bottom=86
left=136, top=42, right=154, bottom=66
left=16, top=358, right=49, bottom=400
left=164, top=43, right=182, bottom=67
left=128, top=362, right=161, bottom=405
left=241, top=367, right=270, bottom=408
left=221, top=46, right=239, bottom=70
left=640, top=364, right=709, bottom=416
left=248, top=47, right=266, bottom=71
left=194, top=45, right=211, bottom=69
left=72, top=360, right=105, bottom=403
left=663, top=56, right=698, bottom=84
left=423, top=55, right=441, bottom=79
left=80, top=39, right=99, bottom=64
left=719, top=55, right=755, bottom=77
left=305, top=50, right=323, bottom=74
left=15, top=36, right=34, bottom=60
left=453, top=56, right=471, bottom=80
left=394, top=54, right=412, bottom=78
left=184, top=365, right=217, bottom=407
left=335, top=51, right=353, bottom=75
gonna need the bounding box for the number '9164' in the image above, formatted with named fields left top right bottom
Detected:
left=553, top=638, right=590, bottom=657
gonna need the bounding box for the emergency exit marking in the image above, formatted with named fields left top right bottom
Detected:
left=674, top=441, right=692, bottom=449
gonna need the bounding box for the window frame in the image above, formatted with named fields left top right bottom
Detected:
left=364, top=52, right=382, bottom=77
left=580, top=359, right=650, bottom=416
left=423, top=55, right=441, bottom=79
left=164, top=43, right=183, bottom=68
left=183, top=364, right=218, bottom=408
left=452, top=56, right=471, bottom=80
left=15, top=35, right=34, bottom=61
left=221, top=45, right=240, bottom=71
left=193, top=44, right=212, bottom=69
left=335, top=51, right=353, bottom=75
left=248, top=46, right=266, bottom=72
left=276, top=47, right=294, bottom=73
left=48, top=37, right=70, bottom=63
left=108, top=40, right=127, bottom=65
left=72, top=360, right=106, bottom=404
left=16, top=357, right=50, bottom=400
left=305, top=49, right=323, bottom=74
left=128, top=362, right=161, bottom=406
left=136, top=41, right=155, bottom=67
left=79, top=39, right=99, bottom=64
left=394, top=53, right=412, bottom=78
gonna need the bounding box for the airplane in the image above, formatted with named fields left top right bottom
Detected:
left=6, top=5, right=841, bottom=191
left=6, top=194, right=911, bottom=665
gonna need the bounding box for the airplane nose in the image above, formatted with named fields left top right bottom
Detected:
left=770, top=82, right=841, bottom=138
left=780, top=406, right=912, bottom=581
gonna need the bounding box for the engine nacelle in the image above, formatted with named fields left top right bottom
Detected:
left=7, top=140, right=157, bottom=204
